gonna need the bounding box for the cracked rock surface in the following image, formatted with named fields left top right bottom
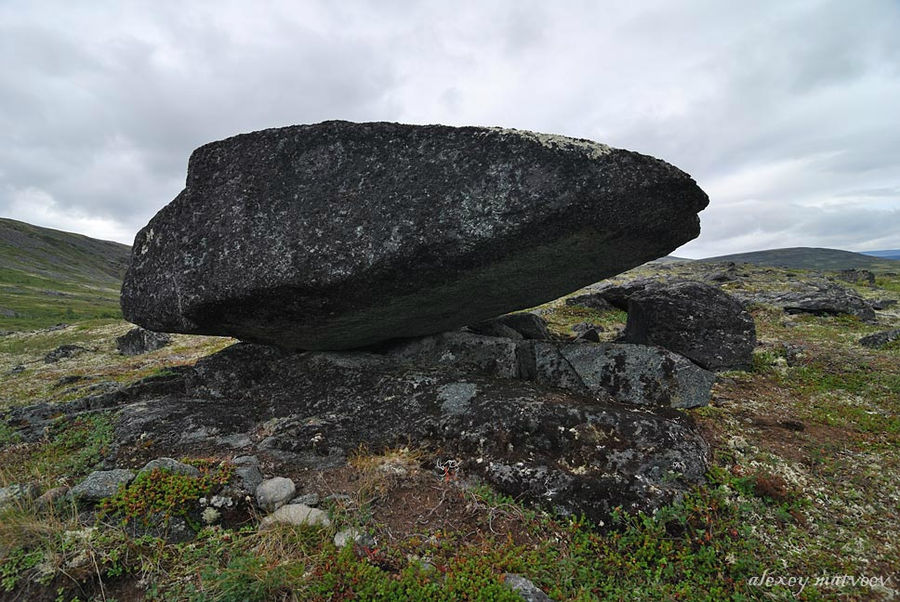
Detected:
left=7, top=338, right=710, bottom=525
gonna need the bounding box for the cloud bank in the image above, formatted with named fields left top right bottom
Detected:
left=1, top=0, right=898, bottom=257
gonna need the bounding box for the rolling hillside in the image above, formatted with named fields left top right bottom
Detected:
left=699, top=246, right=900, bottom=272
left=0, top=218, right=131, bottom=330
left=861, top=249, right=900, bottom=261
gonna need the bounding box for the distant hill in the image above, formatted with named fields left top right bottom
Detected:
left=698, top=247, right=900, bottom=272
left=0, top=218, right=131, bottom=330
left=860, top=249, right=900, bottom=261
left=646, top=255, right=692, bottom=265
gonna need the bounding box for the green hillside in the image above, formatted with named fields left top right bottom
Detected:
left=700, top=246, right=900, bottom=272
left=0, top=218, right=131, bottom=331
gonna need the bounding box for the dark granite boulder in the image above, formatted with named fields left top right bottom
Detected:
left=622, top=281, right=757, bottom=371
left=581, top=277, right=669, bottom=311
left=837, top=269, right=875, bottom=286
left=564, top=292, right=615, bottom=311
left=769, top=284, right=876, bottom=323
left=43, top=344, right=88, bottom=364
left=859, top=328, right=900, bottom=349
left=116, top=327, right=171, bottom=355
left=468, top=312, right=552, bottom=341
left=122, top=121, right=708, bottom=350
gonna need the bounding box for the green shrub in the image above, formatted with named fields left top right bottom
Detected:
left=99, top=461, right=232, bottom=527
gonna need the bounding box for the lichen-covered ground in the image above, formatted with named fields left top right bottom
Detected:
left=0, top=264, right=897, bottom=601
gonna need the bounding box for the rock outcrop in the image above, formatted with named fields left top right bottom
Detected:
left=837, top=269, right=875, bottom=287
left=531, top=342, right=715, bottom=408
left=621, top=281, right=756, bottom=371
left=8, top=339, right=710, bottom=525
left=44, top=344, right=88, bottom=364
left=761, top=284, right=876, bottom=322
left=859, top=328, right=900, bottom=349
left=122, top=121, right=708, bottom=350
left=383, top=331, right=714, bottom=408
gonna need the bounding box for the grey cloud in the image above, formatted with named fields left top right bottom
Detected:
left=680, top=202, right=900, bottom=257
left=0, top=7, right=400, bottom=234
left=1, top=0, right=898, bottom=256
left=836, top=187, right=900, bottom=198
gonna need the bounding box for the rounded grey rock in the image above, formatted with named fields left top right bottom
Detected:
left=71, top=469, right=135, bottom=503
left=255, top=477, right=296, bottom=512
left=259, top=504, right=331, bottom=529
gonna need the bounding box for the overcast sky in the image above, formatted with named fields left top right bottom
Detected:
left=2, top=0, right=898, bottom=257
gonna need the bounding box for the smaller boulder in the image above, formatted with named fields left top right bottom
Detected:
left=771, top=283, right=876, bottom=322
left=255, top=477, right=296, bottom=512
left=837, top=268, right=875, bottom=286
left=583, top=278, right=666, bottom=310
left=116, top=327, right=172, bottom=356
left=492, top=313, right=553, bottom=340
left=564, top=293, right=614, bottom=311
left=54, top=375, right=88, bottom=388
left=466, top=321, right=523, bottom=340
left=571, top=322, right=603, bottom=335
left=259, top=504, right=331, bottom=529
left=701, top=262, right=739, bottom=283
left=871, top=299, right=897, bottom=310
left=622, top=281, right=757, bottom=371
left=292, top=492, right=320, bottom=507
left=573, top=328, right=602, bottom=343
left=859, top=329, right=900, bottom=349
left=44, top=345, right=88, bottom=364
left=71, top=469, right=134, bottom=503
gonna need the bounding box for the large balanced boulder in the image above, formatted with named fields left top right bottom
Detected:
left=122, top=121, right=708, bottom=350
left=621, top=281, right=757, bottom=371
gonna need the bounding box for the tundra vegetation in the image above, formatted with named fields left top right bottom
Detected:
left=1, top=260, right=897, bottom=601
